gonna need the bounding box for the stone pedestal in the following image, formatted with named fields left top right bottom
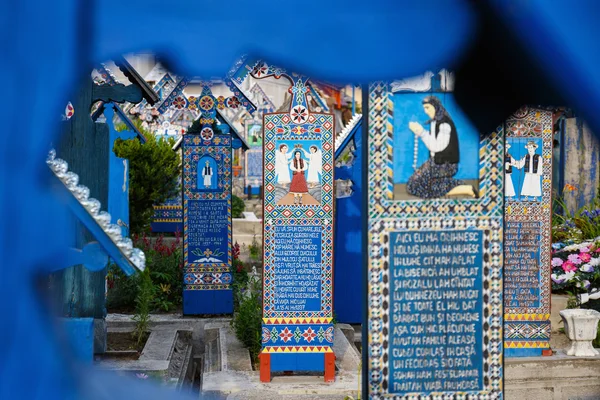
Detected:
left=560, top=309, right=600, bottom=357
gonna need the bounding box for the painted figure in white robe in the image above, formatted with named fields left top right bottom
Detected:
left=302, top=145, right=322, bottom=187
left=275, top=144, right=293, bottom=185
left=505, top=142, right=516, bottom=197
left=514, top=140, right=542, bottom=198
left=202, top=160, right=213, bottom=188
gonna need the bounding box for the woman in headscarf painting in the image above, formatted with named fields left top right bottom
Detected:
left=407, top=96, right=462, bottom=199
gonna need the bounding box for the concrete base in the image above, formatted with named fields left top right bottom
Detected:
left=551, top=294, right=570, bottom=333
left=505, top=350, right=600, bottom=400
left=97, top=315, right=197, bottom=388
left=202, top=323, right=360, bottom=399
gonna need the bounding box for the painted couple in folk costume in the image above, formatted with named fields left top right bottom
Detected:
left=505, top=140, right=543, bottom=199
left=275, top=143, right=322, bottom=205
left=407, top=96, right=475, bottom=199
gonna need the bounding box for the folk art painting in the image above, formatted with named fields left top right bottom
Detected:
left=274, top=140, right=323, bottom=205
left=182, top=133, right=233, bottom=314
left=254, top=61, right=336, bottom=382
left=503, top=108, right=553, bottom=357
left=367, top=76, right=504, bottom=399
left=392, top=93, right=480, bottom=200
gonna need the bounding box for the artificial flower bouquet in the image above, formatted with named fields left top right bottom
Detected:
left=551, top=238, right=600, bottom=293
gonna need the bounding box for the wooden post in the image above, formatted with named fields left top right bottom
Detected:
left=259, top=352, right=271, bottom=383
left=247, top=184, right=252, bottom=200
left=324, top=353, right=336, bottom=383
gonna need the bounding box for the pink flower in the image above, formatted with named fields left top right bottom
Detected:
left=580, top=252, right=592, bottom=263
left=568, top=254, right=582, bottom=265
left=551, top=257, right=564, bottom=267
left=580, top=247, right=590, bottom=253
left=562, top=260, right=577, bottom=273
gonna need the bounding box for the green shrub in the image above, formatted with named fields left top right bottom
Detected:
left=231, top=266, right=262, bottom=364
left=133, top=267, right=153, bottom=345
left=232, top=194, right=245, bottom=218
left=106, top=264, right=139, bottom=310
left=232, top=291, right=262, bottom=364
left=113, top=132, right=181, bottom=234
left=248, top=235, right=261, bottom=261
left=107, top=233, right=183, bottom=313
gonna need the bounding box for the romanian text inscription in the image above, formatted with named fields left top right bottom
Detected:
left=187, top=200, right=229, bottom=264
left=389, top=229, right=484, bottom=394
left=504, top=220, right=542, bottom=308
left=273, top=225, right=322, bottom=312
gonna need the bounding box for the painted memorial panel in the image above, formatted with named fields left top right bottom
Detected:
left=245, top=118, right=263, bottom=189
left=367, top=79, right=503, bottom=399
left=258, top=66, right=335, bottom=380
left=503, top=107, right=553, bottom=356
left=182, top=132, right=233, bottom=314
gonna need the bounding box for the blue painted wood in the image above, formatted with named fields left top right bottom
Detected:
left=50, top=170, right=137, bottom=276
left=270, top=353, right=325, bottom=372
left=504, top=348, right=542, bottom=357
left=60, top=318, right=94, bottom=363
left=183, top=290, right=214, bottom=314
left=151, top=221, right=183, bottom=233
left=182, top=133, right=233, bottom=315
left=333, top=119, right=363, bottom=323
left=64, top=243, right=109, bottom=272
left=213, top=290, right=234, bottom=314
left=104, top=105, right=135, bottom=238
left=561, top=117, right=600, bottom=213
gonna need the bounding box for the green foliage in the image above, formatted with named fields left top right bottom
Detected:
left=231, top=270, right=263, bottom=364
left=107, top=233, right=183, bottom=313
left=113, top=132, right=181, bottom=234
left=232, top=195, right=245, bottom=219
left=133, top=267, right=153, bottom=345
left=232, top=293, right=262, bottom=364
left=106, top=264, right=139, bottom=310
left=248, top=235, right=261, bottom=261
left=232, top=268, right=249, bottom=310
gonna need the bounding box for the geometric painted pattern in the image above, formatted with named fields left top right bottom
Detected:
left=505, top=321, right=551, bottom=340
left=152, top=204, right=183, bottom=223
left=182, top=133, right=232, bottom=291
left=257, top=66, right=335, bottom=356
left=261, top=324, right=334, bottom=346
left=504, top=107, right=553, bottom=351
left=367, top=82, right=504, bottom=399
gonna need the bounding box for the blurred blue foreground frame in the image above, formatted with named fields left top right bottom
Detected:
left=5, top=0, right=600, bottom=399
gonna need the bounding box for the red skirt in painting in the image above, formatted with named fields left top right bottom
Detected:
left=289, top=171, right=308, bottom=193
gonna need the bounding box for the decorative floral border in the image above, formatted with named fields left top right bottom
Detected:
left=263, top=113, right=334, bottom=330
left=367, top=82, right=504, bottom=399
left=504, top=107, right=553, bottom=348
left=183, top=133, right=232, bottom=291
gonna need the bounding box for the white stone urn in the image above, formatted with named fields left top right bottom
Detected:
left=560, top=309, right=600, bottom=357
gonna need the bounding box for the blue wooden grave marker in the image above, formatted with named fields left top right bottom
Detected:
left=332, top=114, right=363, bottom=324
left=365, top=77, right=504, bottom=399
left=251, top=61, right=336, bottom=382
left=182, top=131, right=233, bottom=314
left=503, top=107, right=553, bottom=356
left=147, top=66, right=255, bottom=234
left=54, top=64, right=155, bottom=353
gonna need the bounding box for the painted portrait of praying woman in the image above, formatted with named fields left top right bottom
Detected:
left=407, top=96, right=472, bottom=199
